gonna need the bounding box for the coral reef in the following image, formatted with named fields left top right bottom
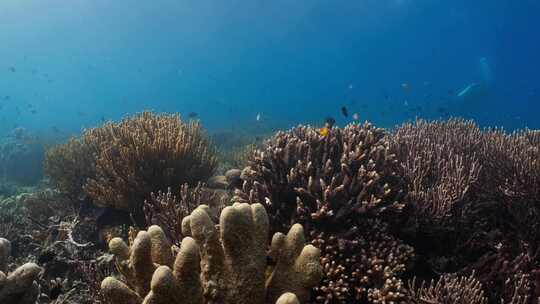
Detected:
left=6, top=117, right=540, bottom=304
left=45, top=111, right=218, bottom=225
left=0, top=238, right=42, bottom=304
left=235, top=123, right=413, bottom=303
left=143, top=183, right=229, bottom=246
left=44, top=137, right=99, bottom=200
left=391, top=118, right=483, bottom=222
left=101, top=202, right=322, bottom=303
left=391, top=119, right=540, bottom=303
left=407, top=273, right=487, bottom=304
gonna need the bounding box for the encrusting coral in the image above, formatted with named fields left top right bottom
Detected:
left=234, top=123, right=413, bottom=303
left=0, top=237, right=42, bottom=304
left=101, top=202, right=323, bottom=304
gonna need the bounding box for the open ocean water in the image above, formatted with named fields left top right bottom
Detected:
left=1, top=0, right=538, bottom=136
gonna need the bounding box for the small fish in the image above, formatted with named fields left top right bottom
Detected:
left=457, top=83, right=478, bottom=98
left=348, top=84, right=354, bottom=89
left=3, top=96, right=9, bottom=100
left=341, top=106, right=348, bottom=118
left=8, top=67, right=16, bottom=72
left=352, top=113, right=359, bottom=121
left=319, top=127, right=330, bottom=137
left=101, top=116, right=106, bottom=123
left=78, top=111, right=86, bottom=116
left=256, top=113, right=261, bottom=121
left=401, top=83, right=410, bottom=90
left=404, top=100, right=409, bottom=107
left=30, top=109, right=37, bottom=114
left=188, top=112, right=198, bottom=119
left=51, top=126, right=61, bottom=133
left=325, top=117, right=335, bottom=128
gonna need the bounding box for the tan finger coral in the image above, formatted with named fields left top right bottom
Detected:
left=0, top=238, right=42, bottom=304
left=101, top=203, right=322, bottom=304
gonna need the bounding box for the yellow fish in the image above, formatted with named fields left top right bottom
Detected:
left=319, top=127, right=329, bottom=137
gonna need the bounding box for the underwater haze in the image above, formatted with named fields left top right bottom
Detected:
left=0, top=0, right=539, bottom=137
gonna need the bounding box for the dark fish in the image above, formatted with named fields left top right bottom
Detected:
left=51, top=126, right=61, bottom=133
left=30, top=109, right=37, bottom=114
left=101, top=116, right=106, bottom=123
left=188, top=112, right=198, bottom=118
left=384, top=95, right=390, bottom=100
left=325, top=117, right=336, bottom=128
left=341, top=106, right=348, bottom=118
left=437, top=106, right=449, bottom=116
left=3, top=96, right=9, bottom=100
left=8, top=67, right=15, bottom=72
left=78, top=111, right=86, bottom=116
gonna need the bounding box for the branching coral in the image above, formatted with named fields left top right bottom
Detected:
left=101, top=203, right=322, bottom=304
left=44, top=137, right=99, bottom=200
left=391, top=118, right=483, bottom=222
left=0, top=238, right=42, bottom=304
left=407, top=273, right=487, bottom=304
left=83, top=112, right=217, bottom=223
left=143, top=183, right=228, bottom=246
left=45, top=111, right=218, bottom=225
left=234, top=123, right=413, bottom=303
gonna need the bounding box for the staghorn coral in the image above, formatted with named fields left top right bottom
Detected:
left=407, top=272, right=487, bottom=304
left=234, top=123, right=413, bottom=303
left=391, top=118, right=483, bottom=222
left=235, top=122, right=406, bottom=231
left=101, top=202, right=322, bottom=304
left=480, top=129, right=540, bottom=203
left=312, top=219, right=413, bottom=303
left=467, top=249, right=540, bottom=304
left=0, top=238, right=42, bottom=304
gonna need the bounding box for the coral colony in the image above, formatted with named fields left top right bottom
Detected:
left=0, top=113, right=539, bottom=303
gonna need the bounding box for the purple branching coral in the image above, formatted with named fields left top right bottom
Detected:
left=392, top=119, right=540, bottom=303
left=143, top=183, right=228, bottom=246
left=234, top=122, right=413, bottom=303
left=391, top=118, right=483, bottom=223
left=407, top=272, right=488, bottom=304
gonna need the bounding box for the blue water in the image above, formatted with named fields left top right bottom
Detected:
left=0, top=0, right=539, bottom=139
